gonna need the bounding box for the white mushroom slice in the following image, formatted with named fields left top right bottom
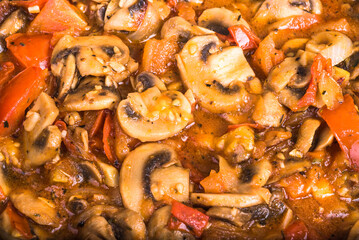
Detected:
left=10, top=190, right=60, bottom=227
left=191, top=193, right=266, bottom=208
left=206, top=207, right=251, bottom=227
left=198, top=8, right=249, bottom=35
left=253, top=0, right=322, bottom=25
left=161, top=17, right=213, bottom=40
left=57, top=54, right=78, bottom=99
left=0, top=10, right=27, bottom=37
left=23, top=93, right=61, bottom=168
left=117, top=87, right=192, bottom=142
left=314, top=126, right=334, bottom=151
left=132, top=72, right=167, bottom=92
left=176, top=35, right=254, bottom=113
left=348, top=220, right=359, bottom=240
left=148, top=206, right=195, bottom=240
left=306, top=31, right=353, bottom=65
left=290, top=118, right=321, bottom=157
left=252, top=92, right=286, bottom=127
left=240, top=158, right=272, bottom=187
left=104, top=0, right=161, bottom=41
left=120, top=143, right=188, bottom=215
left=62, top=77, right=120, bottom=111
left=96, top=161, right=119, bottom=187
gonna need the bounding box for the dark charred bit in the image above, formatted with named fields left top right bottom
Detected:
left=102, top=46, right=115, bottom=56
left=129, top=0, right=147, bottom=17
left=240, top=165, right=255, bottom=183
left=206, top=23, right=230, bottom=36
left=143, top=150, right=172, bottom=199
left=213, top=80, right=240, bottom=94
left=33, top=129, right=50, bottom=149
left=201, top=42, right=216, bottom=62
left=137, top=73, right=156, bottom=91
left=125, top=104, right=141, bottom=120
left=52, top=47, right=80, bottom=64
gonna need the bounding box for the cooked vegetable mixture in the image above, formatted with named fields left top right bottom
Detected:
left=0, top=0, right=359, bottom=239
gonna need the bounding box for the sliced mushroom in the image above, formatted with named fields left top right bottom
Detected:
left=75, top=205, right=146, bottom=240
left=117, top=86, right=192, bottom=141
left=306, top=31, right=353, bottom=66
left=198, top=8, right=249, bottom=35
left=104, top=0, right=161, bottom=41
left=289, top=118, right=321, bottom=158
left=348, top=220, right=359, bottom=240
left=240, top=158, right=272, bottom=187
left=23, top=93, right=61, bottom=168
left=314, top=126, right=334, bottom=151
left=176, top=35, right=255, bottom=113
left=62, top=76, right=120, bottom=112
left=51, top=35, right=138, bottom=97
left=148, top=206, right=195, bottom=240
left=120, top=143, right=189, bottom=215
left=252, top=92, right=286, bottom=127
left=10, top=190, right=60, bottom=227
left=0, top=10, right=27, bottom=37
left=131, top=72, right=167, bottom=92
left=206, top=207, right=251, bottom=227
left=161, top=16, right=213, bottom=41
left=96, top=161, right=119, bottom=188
left=253, top=0, right=322, bottom=25
left=79, top=161, right=103, bottom=183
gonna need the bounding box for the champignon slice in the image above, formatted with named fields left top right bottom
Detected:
left=253, top=0, right=322, bottom=25
left=314, top=126, right=334, bottom=151
left=306, top=31, right=353, bottom=66
left=75, top=205, right=146, bottom=240
left=120, top=143, right=189, bottom=215
left=104, top=0, right=161, bottom=41
left=132, top=72, right=167, bottom=92
left=191, top=193, right=266, bottom=208
left=0, top=10, right=27, bottom=37
left=176, top=35, right=255, bottom=113
left=23, top=93, right=61, bottom=168
left=240, top=158, right=272, bottom=187
left=348, top=220, right=359, bottom=240
left=62, top=76, right=120, bottom=112
left=148, top=206, right=195, bottom=240
left=10, top=190, right=60, bottom=227
left=117, top=86, right=192, bottom=142
left=198, top=8, right=249, bottom=35
left=51, top=35, right=137, bottom=89
left=252, top=92, right=286, bottom=127
left=161, top=16, right=213, bottom=41
left=96, top=161, right=119, bottom=187
left=206, top=207, right=251, bottom=227
left=289, top=118, right=321, bottom=158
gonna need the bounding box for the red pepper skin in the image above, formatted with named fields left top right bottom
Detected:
left=170, top=201, right=209, bottom=237
left=228, top=25, right=261, bottom=50
left=283, top=220, right=309, bottom=240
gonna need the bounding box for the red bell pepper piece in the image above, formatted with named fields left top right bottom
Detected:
left=0, top=62, right=15, bottom=86
left=228, top=25, right=261, bottom=50
left=320, top=94, right=359, bottom=170
left=170, top=201, right=209, bottom=237
left=10, top=0, right=48, bottom=9
left=0, top=67, right=47, bottom=136
left=283, top=220, right=309, bottom=240
left=6, top=33, right=52, bottom=69
left=295, top=54, right=332, bottom=110
left=7, top=203, right=33, bottom=239
left=103, top=111, right=116, bottom=163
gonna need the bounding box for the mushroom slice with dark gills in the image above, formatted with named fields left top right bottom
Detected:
left=120, top=144, right=190, bottom=217
left=131, top=71, right=167, bottom=92
left=104, top=0, right=161, bottom=41
left=117, top=86, right=193, bottom=142
left=176, top=35, right=255, bottom=113
left=198, top=8, right=250, bottom=35
left=253, top=0, right=322, bottom=26
left=62, top=76, right=120, bottom=112
left=23, top=93, right=61, bottom=169
left=0, top=9, right=27, bottom=38
left=51, top=35, right=138, bottom=98
left=148, top=206, right=195, bottom=240
left=75, top=205, right=146, bottom=240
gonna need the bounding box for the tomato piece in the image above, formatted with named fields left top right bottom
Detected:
left=228, top=25, right=260, bottom=50
left=89, top=110, right=106, bottom=139
left=0, top=67, right=47, bottom=136
left=168, top=216, right=191, bottom=233
left=10, top=0, right=48, bottom=9
left=6, top=203, right=33, bottom=239
left=252, top=33, right=285, bottom=76
left=27, top=0, right=87, bottom=34
left=275, top=14, right=321, bottom=30
left=280, top=173, right=310, bottom=199
left=170, top=201, right=209, bottom=237
left=0, top=62, right=15, bottom=86
left=283, top=220, right=309, bottom=240
left=6, top=33, right=52, bottom=69
left=320, top=94, right=359, bottom=170
left=103, top=111, right=116, bottom=163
